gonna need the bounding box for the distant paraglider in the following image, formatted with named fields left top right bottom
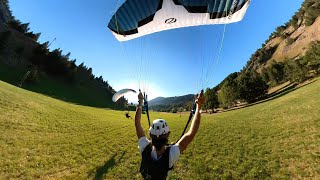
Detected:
left=112, top=89, right=137, bottom=120
left=125, top=112, right=132, bottom=119
left=112, top=89, right=137, bottom=102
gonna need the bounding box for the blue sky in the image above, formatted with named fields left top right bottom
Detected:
left=9, top=0, right=304, bottom=102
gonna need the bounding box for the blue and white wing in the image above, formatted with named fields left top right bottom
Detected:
left=108, top=0, right=250, bottom=41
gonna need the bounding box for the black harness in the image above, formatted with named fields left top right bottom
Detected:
left=140, top=143, right=173, bottom=180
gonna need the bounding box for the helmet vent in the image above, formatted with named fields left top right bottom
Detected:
left=150, top=119, right=170, bottom=136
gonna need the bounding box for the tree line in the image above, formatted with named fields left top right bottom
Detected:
left=0, top=15, right=127, bottom=108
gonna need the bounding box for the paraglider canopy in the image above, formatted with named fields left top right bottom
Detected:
left=108, top=0, right=250, bottom=41
left=112, top=89, right=137, bottom=102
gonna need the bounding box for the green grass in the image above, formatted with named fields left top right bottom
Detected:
left=0, top=79, right=319, bottom=179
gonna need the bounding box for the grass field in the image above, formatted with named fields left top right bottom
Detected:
left=0, top=79, right=319, bottom=179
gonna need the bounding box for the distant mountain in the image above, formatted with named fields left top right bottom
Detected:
left=149, top=94, right=194, bottom=107
left=148, top=97, right=165, bottom=106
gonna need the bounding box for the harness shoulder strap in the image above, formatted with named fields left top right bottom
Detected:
left=164, top=146, right=174, bottom=171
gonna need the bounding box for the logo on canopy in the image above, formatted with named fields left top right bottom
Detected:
left=165, top=18, right=177, bottom=24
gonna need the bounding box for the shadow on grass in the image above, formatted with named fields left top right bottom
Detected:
left=91, top=151, right=126, bottom=180
left=267, top=83, right=297, bottom=98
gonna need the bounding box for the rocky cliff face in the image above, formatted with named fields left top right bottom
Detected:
left=245, top=0, right=320, bottom=72
left=267, top=17, right=320, bottom=62
left=250, top=16, right=320, bottom=73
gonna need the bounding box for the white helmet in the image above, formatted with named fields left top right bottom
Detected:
left=149, top=119, right=170, bottom=137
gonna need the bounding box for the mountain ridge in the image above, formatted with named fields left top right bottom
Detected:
left=148, top=94, right=194, bottom=107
